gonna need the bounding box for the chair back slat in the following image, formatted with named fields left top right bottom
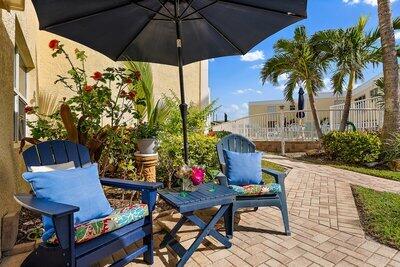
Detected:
left=216, top=134, right=256, bottom=172
left=36, top=142, right=56, bottom=166
left=22, top=140, right=91, bottom=170
left=64, top=141, right=82, bottom=168
left=51, top=140, right=69, bottom=164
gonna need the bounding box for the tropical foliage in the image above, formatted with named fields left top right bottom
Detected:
left=312, top=16, right=383, bottom=131
left=27, top=40, right=145, bottom=179
left=322, top=131, right=382, bottom=164
left=261, top=26, right=328, bottom=139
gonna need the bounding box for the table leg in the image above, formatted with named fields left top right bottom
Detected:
left=160, top=215, right=188, bottom=248
left=177, top=205, right=230, bottom=267
left=224, top=203, right=234, bottom=239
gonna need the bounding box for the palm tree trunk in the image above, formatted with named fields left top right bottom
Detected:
left=308, top=93, right=323, bottom=139
left=339, top=70, right=355, bottom=132
left=377, top=0, right=400, bottom=141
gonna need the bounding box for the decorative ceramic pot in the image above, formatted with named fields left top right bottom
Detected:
left=137, top=138, right=157, bottom=154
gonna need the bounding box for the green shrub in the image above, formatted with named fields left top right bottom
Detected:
left=322, top=131, right=382, bottom=164
left=157, top=133, right=219, bottom=186
left=382, top=133, right=400, bottom=162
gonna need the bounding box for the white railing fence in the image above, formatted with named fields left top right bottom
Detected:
left=212, top=98, right=383, bottom=141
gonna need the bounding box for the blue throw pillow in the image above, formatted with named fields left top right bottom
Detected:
left=23, top=164, right=113, bottom=242
left=223, top=150, right=262, bottom=186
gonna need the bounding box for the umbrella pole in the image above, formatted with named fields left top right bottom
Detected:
left=175, top=1, right=189, bottom=164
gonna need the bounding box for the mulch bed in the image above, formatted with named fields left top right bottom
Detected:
left=16, top=188, right=172, bottom=245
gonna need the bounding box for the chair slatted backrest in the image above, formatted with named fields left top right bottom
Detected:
left=23, top=140, right=91, bottom=171
left=216, top=134, right=256, bottom=174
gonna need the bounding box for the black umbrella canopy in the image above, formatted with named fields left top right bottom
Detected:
left=33, top=0, right=307, bottom=66
left=32, top=0, right=307, bottom=164
left=296, top=87, right=305, bottom=119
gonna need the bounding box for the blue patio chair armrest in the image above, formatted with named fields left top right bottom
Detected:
left=262, top=168, right=286, bottom=185
left=14, top=194, right=79, bottom=217
left=216, top=172, right=229, bottom=186
left=100, top=178, right=163, bottom=191
left=15, top=194, right=77, bottom=250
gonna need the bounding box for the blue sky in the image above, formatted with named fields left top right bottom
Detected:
left=209, top=0, right=400, bottom=120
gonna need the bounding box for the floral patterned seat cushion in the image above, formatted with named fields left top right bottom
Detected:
left=229, top=183, right=281, bottom=196
left=47, top=204, right=148, bottom=244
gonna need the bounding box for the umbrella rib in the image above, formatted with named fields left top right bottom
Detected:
left=116, top=7, right=164, bottom=60
left=191, top=6, right=245, bottom=55
left=156, top=0, right=174, bottom=18
left=216, top=0, right=306, bottom=19
left=181, top=1, right=217, bottom=20
left=179, top=0, right=196, bottom=18
left=43, top=2, right=135, bottom=30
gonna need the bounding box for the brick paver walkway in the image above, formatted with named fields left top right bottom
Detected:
left=2, top=155, right=400, bottom=266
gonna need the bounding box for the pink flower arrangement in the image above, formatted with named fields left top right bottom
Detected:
left=190, top=166, right=205, bottom=186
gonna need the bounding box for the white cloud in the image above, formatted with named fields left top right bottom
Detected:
left=250, top=63, right=264, bottom=69
left=240, top=50, right=265, bottom=62
left=343, top=0, right=397, bottom=6
left=219, top=103, right=249, bottom=119
left=395, top=31, right=400, bottom=40
left=233, top=88, right=262, bottom=95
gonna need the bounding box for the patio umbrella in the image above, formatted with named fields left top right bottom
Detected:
left=31, top=0, right=307, bottom=164
left=296, top=87, right=305, bottom=119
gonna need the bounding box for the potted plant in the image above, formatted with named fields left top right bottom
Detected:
left=136, top=122, right=159, bottom=154
left=176, top=165, right=206, bottom=192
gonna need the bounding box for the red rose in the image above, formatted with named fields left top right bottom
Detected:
left=91, top=71, right=103, bottom=81
left=134, top=71, right=141, bottom=81
left=127, top=91, right=136, bottom=100
left=84, top=85, right=93, bottom=92
left=24, top=106, right=34, bottom=114
left=49, top=39, right=60, bottom=50
left=120, top=90, right=127, bottom=98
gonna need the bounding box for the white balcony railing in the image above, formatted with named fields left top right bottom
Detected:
left=212, top=98, right=383, bottom=141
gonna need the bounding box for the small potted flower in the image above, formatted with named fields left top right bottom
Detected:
left=135, top=122, right=159, bottom=154
left=176, top=165, right=206, bottom=192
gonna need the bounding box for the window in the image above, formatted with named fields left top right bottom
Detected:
left=290, top=105, right=296, bottom=110
left=14, top=48, right=28, bottom=141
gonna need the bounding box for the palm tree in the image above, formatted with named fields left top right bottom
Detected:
left=124, top=61, right=171, bottom=127
left=377, top=1, right=400, bottom=141
left=261, top=26, right=328, bottom=139
left=312, top=16, right=382, bottom=132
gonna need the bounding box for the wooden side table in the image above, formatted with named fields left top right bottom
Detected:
left=134, top=152, right=158, bottom=182
left=158, top=183, right=236, bottom=267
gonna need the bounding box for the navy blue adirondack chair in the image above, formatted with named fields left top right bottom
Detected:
left=15, top=140, right=162, bottom=267
left=216, top=134, right=290, bottom=236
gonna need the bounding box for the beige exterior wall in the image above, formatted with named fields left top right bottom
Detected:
left=249, top=77, right=382, bottom=117
left=36, top=32, right=209, bottom=107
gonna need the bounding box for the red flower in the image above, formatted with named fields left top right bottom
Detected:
left=125, top=78, right=133, bottom=84
left=120, top=90, right=128, bottom=98
left=91, top=71, right=103, bottom=81
left=127, top=91, right=136, bottom=100
left=24, top=106, right=34, bottom=114
left=134, top=71, right=141, bottom=81
left=84, top=85, right=93, bottom=92
left=49, top=39, right=60, bottom=50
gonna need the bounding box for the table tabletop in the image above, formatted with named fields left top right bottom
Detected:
left=158, top=183, right=236, bottom=213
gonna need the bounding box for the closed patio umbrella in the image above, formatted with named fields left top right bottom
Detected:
left=31, top=0, right=307, bottom=163
left=296, top=87, right=305, bottom=119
